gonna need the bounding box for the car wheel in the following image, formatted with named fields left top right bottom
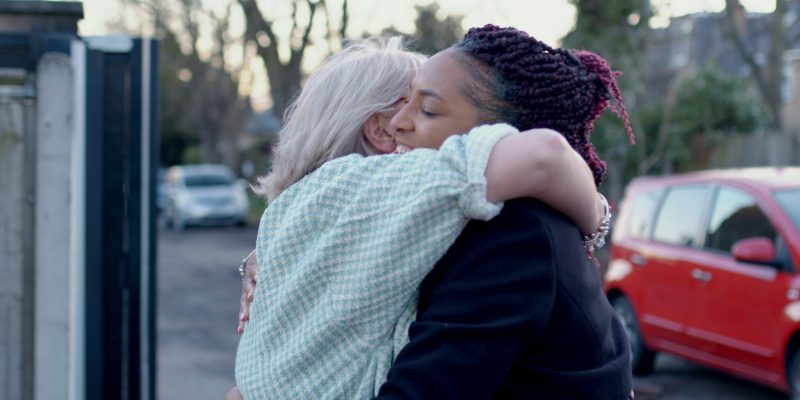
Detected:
left=789, top=349, right=800, bottom=400
left=172, top=213, right=186, bottom=231
left=611, top=295, right=657, bottom=375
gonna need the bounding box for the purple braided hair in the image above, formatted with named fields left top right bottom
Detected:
left=454, top=24, right=635, bottom=187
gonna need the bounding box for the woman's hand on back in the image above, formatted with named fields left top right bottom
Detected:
left=237, top=250, right=259, bottom=334
left=225, top=386, right=244, bottom=400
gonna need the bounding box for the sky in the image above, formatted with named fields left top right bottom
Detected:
left=78, top=0, right=777, bottom=46
left=76, top=0, right=777, bottom=110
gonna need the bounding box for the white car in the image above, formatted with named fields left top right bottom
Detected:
left=163, top=164, right=249, bottom=230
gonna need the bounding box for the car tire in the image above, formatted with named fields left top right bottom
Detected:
left=611, top=295, right=657, bottom=375
left=789, top=349, right=800, bottom=400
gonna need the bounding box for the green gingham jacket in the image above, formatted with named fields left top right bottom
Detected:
left=235, top=123, right=518, bottom=399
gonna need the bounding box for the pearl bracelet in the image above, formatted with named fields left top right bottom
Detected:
left=583, top=193, right=611, bottom=252
left=238, top=250, right=255, bottom=282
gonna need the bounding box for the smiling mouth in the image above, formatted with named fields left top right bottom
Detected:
left=394, top=144, right=412, bottom=154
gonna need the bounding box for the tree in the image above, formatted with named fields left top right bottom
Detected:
left=237, top=0, right=349, bottom=117
left=116, top=0, right=252, bottom=167
left=666, top=65, right=766, bottom=171
left=562, top=0, right=653, bottom=199
left=408, top=4, right=463, bottom=54
left=723, top=0, right=798, bottom=130
left=380, top=3, right=463, bottom=55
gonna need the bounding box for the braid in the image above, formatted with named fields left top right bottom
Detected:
left=455, top=24, right=634, bottom=187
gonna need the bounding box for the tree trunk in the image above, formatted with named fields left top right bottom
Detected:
left=724, top=0, right=787, bottom=130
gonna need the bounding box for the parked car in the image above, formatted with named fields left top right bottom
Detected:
left=604, top=167, right=800, bottom=397
left=162, top=164, right=249, bottom=230
left=156, top=167, right=167, bottom=214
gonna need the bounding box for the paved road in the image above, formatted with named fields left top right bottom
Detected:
left=633, top=354, right=786, bottom=400
left=157, top=224, right=257, bottom=400
left=156, top=225, right=789, bottom=400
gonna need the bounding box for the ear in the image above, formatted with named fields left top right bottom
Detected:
left=363, top=114, right=396, bottom=154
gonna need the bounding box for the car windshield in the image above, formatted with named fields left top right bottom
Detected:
left=774, top=188, right=800, bottom=231
left=184, top=173, right=232, bottom=187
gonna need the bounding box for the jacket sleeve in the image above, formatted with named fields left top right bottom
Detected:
left=375, top=200, right=557, bottom=399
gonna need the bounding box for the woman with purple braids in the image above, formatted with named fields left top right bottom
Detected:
left=233, top=25, right=634, bottom=400
left=376, top=24, right=635, bottom=399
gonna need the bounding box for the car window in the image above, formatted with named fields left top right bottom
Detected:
left=653, top=185, right=711, bottom=247
left=184, top=173, right=232, bottom=187
left=627, top=189, right=663, bottom=240
left=705, top=187, right=777, bottom=254
left=774, top=189, right=800, bottom=232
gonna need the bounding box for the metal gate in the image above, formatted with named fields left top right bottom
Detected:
left=0, top=2, right=158, bottom=399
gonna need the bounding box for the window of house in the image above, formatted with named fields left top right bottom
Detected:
left=705, top=187, right=777, bottom=254
left=653, top=185, right=711, bottom=247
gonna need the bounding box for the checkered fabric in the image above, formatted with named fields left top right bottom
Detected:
left=235, top=123, right=518, bottom=399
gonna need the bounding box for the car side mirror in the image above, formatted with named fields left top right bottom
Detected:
left=731, top=237, right=776, bottom=265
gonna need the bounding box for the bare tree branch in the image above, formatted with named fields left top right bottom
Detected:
left=340, top=0, right=348, bottom=39
left=639, top=66, right=692, bottom=174
left=290, top=0, right=318, bottom=66
left=724, top=0, right=767, bottom=89
left=237, top=0, right=280, bottom=71
left=723, top=0, right=785, bottom=129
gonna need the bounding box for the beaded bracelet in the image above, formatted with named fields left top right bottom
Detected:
left=238, top=250, right=255, bottom=283
left=583, top=193, right=611, bottom=252
left=238, top=257, right=247, bottom=282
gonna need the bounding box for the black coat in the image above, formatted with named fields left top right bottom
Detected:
left=376, top=199, right=632, bottom=399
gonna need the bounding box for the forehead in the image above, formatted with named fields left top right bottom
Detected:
left=413, top=49, right=468, bottom=94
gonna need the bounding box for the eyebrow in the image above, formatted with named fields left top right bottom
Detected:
left=417, top=88, right=444, bottom=101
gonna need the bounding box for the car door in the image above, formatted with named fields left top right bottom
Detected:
left=639, top=184, right=713, bottom=351
left=688, top=185, right=787, bottom=384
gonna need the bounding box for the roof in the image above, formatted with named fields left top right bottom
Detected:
left=245, top=108, right=283, bottom=137
left=629, top=167, right=800, bottom=191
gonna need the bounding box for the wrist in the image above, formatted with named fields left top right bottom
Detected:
left=238, top=250, right=255, bottom=282
left=583, top=193, right=611, bottom=252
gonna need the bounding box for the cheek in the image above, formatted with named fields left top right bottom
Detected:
left=418, top=122, right=460, bottom=149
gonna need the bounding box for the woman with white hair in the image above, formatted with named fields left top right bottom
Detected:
left=229, top=35, right=607, bottom=399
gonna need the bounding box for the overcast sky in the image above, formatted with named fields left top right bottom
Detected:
left=76, top=0, right=776, bottom=110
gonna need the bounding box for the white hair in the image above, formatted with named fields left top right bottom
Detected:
left=254, top=36, right=426, bottom=201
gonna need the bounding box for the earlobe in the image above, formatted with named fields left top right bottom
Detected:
left=363, top=115, right=396, bottom=154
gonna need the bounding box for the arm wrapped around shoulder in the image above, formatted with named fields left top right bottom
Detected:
left=484, top=128, right=602, bottom=234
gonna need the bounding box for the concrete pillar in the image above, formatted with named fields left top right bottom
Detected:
left=33, top=53, right=74, bottom=400
left=0, top=88, right=25, bottom=400
left=0, top=79, right=35, bottom=400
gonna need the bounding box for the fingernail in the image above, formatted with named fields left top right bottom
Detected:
left=247, top=292, right=253, bottom=302
left=237, top=325, right=243, bottom=334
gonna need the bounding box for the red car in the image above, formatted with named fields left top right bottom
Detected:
left=604, top=167, right=800, bottom=397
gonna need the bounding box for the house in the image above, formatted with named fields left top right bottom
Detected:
left=650, top=4, right=800, bottom=134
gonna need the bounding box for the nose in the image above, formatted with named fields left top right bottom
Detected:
left=389, top=102, right=413, bottom=138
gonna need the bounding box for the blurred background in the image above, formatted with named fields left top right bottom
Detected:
left=1, top=0, right=798, bottom=399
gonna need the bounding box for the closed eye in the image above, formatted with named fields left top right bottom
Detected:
left=421, top=108, right=438, bottom=117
